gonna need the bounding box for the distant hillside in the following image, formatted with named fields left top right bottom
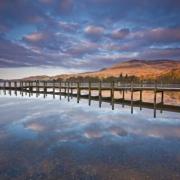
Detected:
left=22, top=59, right=180, bottom=82
left=23, top=75, right=50, bottom=81
left=90, top=59, right=180, bottom=79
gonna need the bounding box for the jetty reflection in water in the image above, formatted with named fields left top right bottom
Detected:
left=0, top=91, right=180, bottom=179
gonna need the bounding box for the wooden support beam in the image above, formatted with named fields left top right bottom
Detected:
left=88, top=81, right=91, bottom=106
left=68, top=81, right=70, bottom=102
left=140, top=80, right=143, bottom=110
left=99, top=81, right=102, bottom=108
left=160, top=91, right=164, bottom=113
left=25, top=81, right=27, bottom=95
left=14, top=81, right=17, bottom=96
left=53, top=80, right=55, bottom=99
left=77, top=82, right=80, bottom=103
left=43, top=81, right=46, bottom=98
left=59, top=81, right=61, bottom=100
left=65, top=82, right=67, bottom=98
left=36, top=81, right=38, bottom=98
left=131, top=81, right=134, bottom=114
left=71, top=82, right=73, bottom=99
left=154, top=81, right=157, bottom=118
left=8, top=81, right=11, bottom=95
left=122, top=88, right=125, bottom=107
left=111, top=81, right=115, bottom=110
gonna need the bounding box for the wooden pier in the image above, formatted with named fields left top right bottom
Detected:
left=0, top=80, right=180, bottom=117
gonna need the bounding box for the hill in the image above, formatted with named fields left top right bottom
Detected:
left=22, top=59, right=180, bottom=82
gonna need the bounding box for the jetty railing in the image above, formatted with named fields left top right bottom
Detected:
left=0, top=80, right=180, bottom=118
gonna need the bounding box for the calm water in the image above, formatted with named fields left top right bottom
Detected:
left=0, top=91, right=180, bottom=180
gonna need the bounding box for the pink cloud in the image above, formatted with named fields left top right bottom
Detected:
left=133, top=27, right=180, bottom=43
left=111, top=28, right=130, bottom=39
left=24, top=32, right=47, bottom=42
left=84, top=25, right=105, bottom=36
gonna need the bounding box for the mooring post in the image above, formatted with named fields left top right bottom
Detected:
left=111, top=81, right=115, bottom=110
left=154, top=81, right=157, bottom=118
left=77, top=81, right=80, bottom=103
left=131, top=81, right=134, bottom=114
left=88, top=81, right=91, bottom=106
left=99, top=81, right=102, bottom=108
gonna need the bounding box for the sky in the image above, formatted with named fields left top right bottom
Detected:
left=0, top=0, right=180, bottom=79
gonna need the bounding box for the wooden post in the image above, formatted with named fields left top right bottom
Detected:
left=4, top=81, right=6, bottom=95
left=43, top=81, right=46, bottom=98
left=71, top=82, right=73, bottom=99
left=68, top=81, right=70, bottom=102
left=160, top=91, right=164, bottom=113
left=36, top=81, right=38, bottom=98
left=28, top=81, right=31, bottom=97
left=31, top=81, right=33, bottom=96
left=99, top=81, right=102, bottom=108
left=3, top=81, right=6, bottom=90
left=111, top=81, right=114, bottom=110
left=46, top=81, right=48, bottom=97
left=88, top=81, right=91, bottom=106
left=25, top=81, right=27, bottom=95
left=131, top=81, right=134, bottom=114
left=154, top=81, right=157, bottom=118
left=65, top=81, right=67, bottom=98
left=140, top=80, right=143, bottom=110
left=8, top=81, right=11, bottom=95
left=53, top=80, right=55, bottom=99
left=14, top=81, right=17, bottom=96
left=77, top=82, right=80, bottom=103
left=21, top=81, right=23, bottom=96
left=122, top=89, right=125, bottom=107
left=59, top=81, right=61, bottom=100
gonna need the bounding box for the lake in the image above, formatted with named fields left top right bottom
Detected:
left=0, top=90, right=180, bottom=180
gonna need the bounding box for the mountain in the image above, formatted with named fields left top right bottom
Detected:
left=22, top=59, right=180, bottom=81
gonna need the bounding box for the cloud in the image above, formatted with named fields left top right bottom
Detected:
left=58, top=21, right=79, bottom=32
left=111, top=28, right=130, bottom=39
left=140, top=48, right=180, bottom=59
left=24, top=32, right=47, bottom=42
left=84, top=25, right=105, bottom=38
left=133, top=27, right=180, bottom=44
left=64, top=41, right=99, bottom=57
left=57, top=0, right=74, bottom=14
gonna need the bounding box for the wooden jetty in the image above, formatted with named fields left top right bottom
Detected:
left=0, top=80, right=180, bottom=117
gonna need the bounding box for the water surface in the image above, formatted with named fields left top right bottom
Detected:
left=0, top=91, right=180, bottom=179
